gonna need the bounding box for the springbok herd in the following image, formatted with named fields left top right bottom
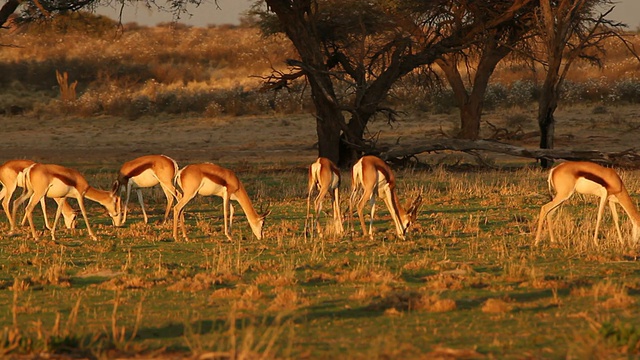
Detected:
left=1, top=154, right=639, bottom=246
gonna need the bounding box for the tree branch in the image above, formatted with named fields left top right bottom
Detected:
left=0, top=0, right=20, bottom=28
left=381, top=139, right=640, bottom=168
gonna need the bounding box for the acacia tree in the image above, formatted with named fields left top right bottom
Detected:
left=259, top=0, right=533, bottom=166
left=0, top=0, right=98, bottom=26
left=534, top=0, right=629, bottom=167
left=0, top=0, right=18, bottom=26
left=435, top=4, right=535, bottom=140
left=2, top=0, right=538, bottom=166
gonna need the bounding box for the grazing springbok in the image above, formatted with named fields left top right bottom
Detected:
left=349, top=155, right=422, bottom=239
left=114, top=154, right=180, bottom=224
left=304, top=157, right=343, bottom=237
left=14, top=163, right=122, bottom=241
left=534, top=161, right=640, bottom=246
left=173, top=163, right=270, bottom=241
left=1, top=159, right=76, bottom=232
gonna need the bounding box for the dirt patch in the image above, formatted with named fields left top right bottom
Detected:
left=2, top=104, right=638, bottom=167
left=0, top=114, right=318, bottom=166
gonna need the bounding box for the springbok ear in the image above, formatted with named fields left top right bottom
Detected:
left=111, top=180, right=120, bottom=194
left=259, top=202, right=272, bottom=219
left=409, top=194, right=423, bottom=218
left=412, top=194, right=423, bottom=209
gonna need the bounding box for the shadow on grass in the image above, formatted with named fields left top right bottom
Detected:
left=136, top=319, right=223, bottom=340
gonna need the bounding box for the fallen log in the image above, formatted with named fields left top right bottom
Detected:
left=380, top=139, right=640, bottom=168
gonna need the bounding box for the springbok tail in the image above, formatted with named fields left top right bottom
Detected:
left=23, top=163, right=36, bottom=195
left=547, top=166, right=556, bottom=201
left=173, top=167, right=185, bottom=196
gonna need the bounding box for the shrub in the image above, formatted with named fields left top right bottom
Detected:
left=483, top=83, right=509, bottom=110
left=429, top=87, right=457, bottom=114
left=581, top=77, right=610, bottom=102
left=560, top=80, right=587, bottom=103
left=505, top=113, right=530, bottom=128
left=507, top=80, right=538, bottom=107
left=612, top=78, right=640, bottom=103
left=22, top=11, right=118, bottom=37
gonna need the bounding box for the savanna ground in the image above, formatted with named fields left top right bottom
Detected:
left=2, top=102, right=640, bottom=359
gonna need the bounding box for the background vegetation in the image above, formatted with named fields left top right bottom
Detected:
left=1, top=12, right=639, bottom=121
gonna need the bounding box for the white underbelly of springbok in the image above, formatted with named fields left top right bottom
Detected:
left=197, top=179, right=227, bottom=197
left=574, top=177, right=607, bottom=197
left=46, top=178, right=79, bottom=198
left=131, top=170, right=160, bottom=188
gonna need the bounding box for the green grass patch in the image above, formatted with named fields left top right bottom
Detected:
left=1, top=165, right=639, bottom=358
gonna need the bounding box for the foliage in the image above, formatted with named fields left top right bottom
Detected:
left=611, top=77, right=640, bottom=103
left=0, top=17, right=639, bottom=119
left=20, top=11, right=118, bottom=36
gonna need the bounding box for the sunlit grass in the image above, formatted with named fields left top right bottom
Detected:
left=1, top=162, right=640, bottom=358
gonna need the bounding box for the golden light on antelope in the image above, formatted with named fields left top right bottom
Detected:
left=349, top=156, right=422, bottom=240
left=534, top=161, right=640, bottom=246
left=305, top=157, right=343, bottom=237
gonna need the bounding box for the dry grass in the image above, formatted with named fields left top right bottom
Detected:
left=1, top=27, right=640, bottom=355
left=0, top=18, right=303, bottom=118
left=481, top=298, right=514, bottom=314
left=1, top=16, right=640, bottom=119
left=3, top=157, right=640, bottom=357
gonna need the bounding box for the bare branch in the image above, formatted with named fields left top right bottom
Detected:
left=256, top=66, right=306, bottom=92
left=0, top=0, right=20, bottom=27
left=382, top=139, right=640, bottom=169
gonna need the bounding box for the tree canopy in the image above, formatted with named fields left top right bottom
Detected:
left=256, top=0, right=534, bottom=165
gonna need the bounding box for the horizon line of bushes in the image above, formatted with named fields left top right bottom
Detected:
left=1, top=13, right=640, bottom=119
left=3, top=71, right=640, bottom=118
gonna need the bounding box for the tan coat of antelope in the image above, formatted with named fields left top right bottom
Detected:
left=305, top=157, right=343, bottom=237
left=173, top=163, right=270, bottom=241
left=534, top=161, right=640, bottom=246
left=349, top=155, right=422, bottom=239
left=1, top=159, right=76, bottom=232
left=14, top=163, right=122, bottom=241
left=114, top=154, right=180, bottom=224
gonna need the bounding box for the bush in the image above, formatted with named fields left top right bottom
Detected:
left=483, top=83, right=509, bottom=110
left=611, top=78, right=640, bottom=103
left=581, top=77, right=610, bottom=102
left=429, top=87, right=457, bottom=114
left=507, top=80, right=538, bottom=107
left=560, top=80, right=587, bottom=103
left=23, top=11, right=118, bottom=37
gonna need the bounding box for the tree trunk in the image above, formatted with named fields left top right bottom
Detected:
left=538, top=93, right=557, bottom=169
left=0, top=0, right=20, bottom=26
left=437, top=46, right=508, bottom=140
left=458, top=102, right=482, bottom=139
left=337, top=115, right=368, bottom=168
left=315, top=100, right=344, bottom=164
left=537, top=55, right=562, bottom=168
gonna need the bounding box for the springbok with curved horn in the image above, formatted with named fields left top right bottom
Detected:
left=14, top=163, right=122, bottom=241
left=534, top=161, right=640, bottom=246
left=305, top=157, right=343, bottom=237
left=349, top=155, right=422, bottom=239
left=114, top=154, right=180, bottom=224
left=1, top=159, right=76, bottom=232
left=173, top=163, right=270, bottom=241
